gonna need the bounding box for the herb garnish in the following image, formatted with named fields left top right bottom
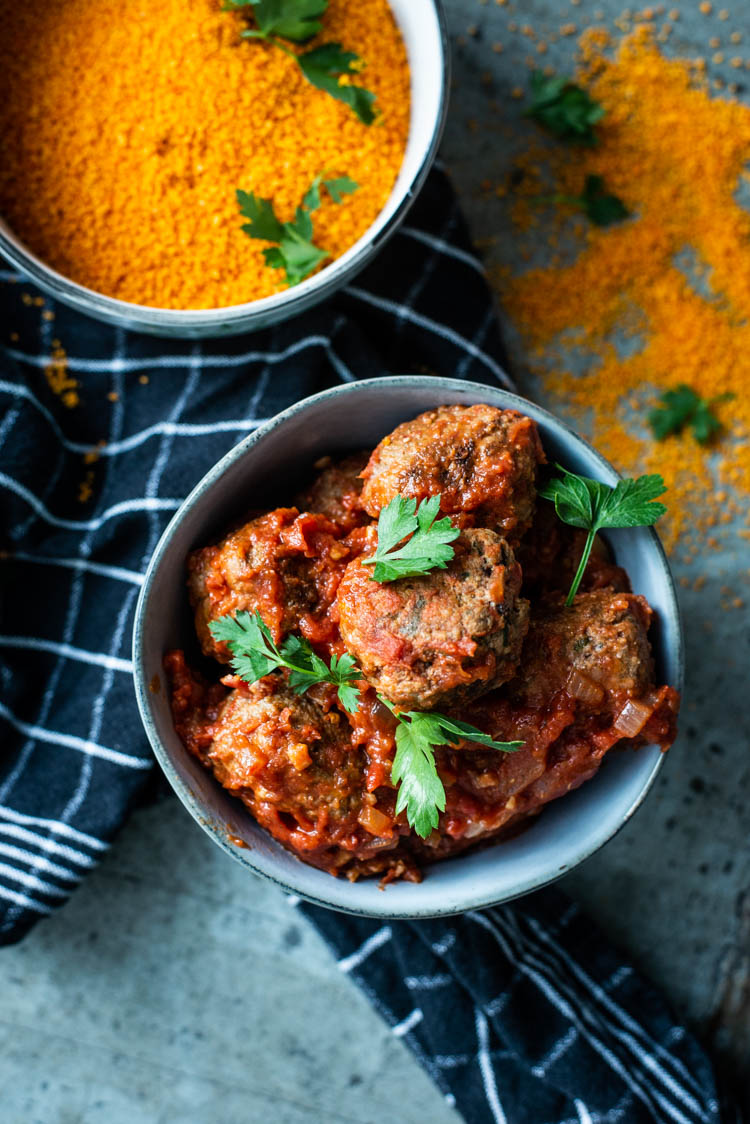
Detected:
left=225, top=0, right=377, bottom=124
left=238, top=174, right=358, bottom=286
left=207, top=610, right=523, bottom=837
left=296, top=44, right=377, bottom=126
left=362, top=495, right=461, bottom=583
left=539, top=467, right=667, bottom=605
left=379, top=696, right=523, bottom=838
left=233, top=0, right=327, bottom=41
left=209, top=610, right=362, bottom=713
left=648, top=384, right=733, bottom=445
left=526, top=72, right=605, bottom=145
left=540, top=174, right=629, bottom=227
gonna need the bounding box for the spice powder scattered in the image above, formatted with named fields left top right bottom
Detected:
left=0, top=0, right=410, bottom=310
left=496, top=27, right=750, bottom=553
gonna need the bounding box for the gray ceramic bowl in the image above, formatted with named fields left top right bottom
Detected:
left=133, top=377, right=683, bottom=918
left=0, top=1, right=448, bottom=338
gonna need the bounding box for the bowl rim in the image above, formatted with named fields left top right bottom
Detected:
left=132, top=375, right=684, bottom=918
left=0, top=0, right=450, bottom=335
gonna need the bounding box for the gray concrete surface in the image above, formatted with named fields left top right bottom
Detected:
left=1, top=1, right=748, bottom=1121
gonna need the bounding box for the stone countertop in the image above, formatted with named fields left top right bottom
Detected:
left=1, top=1, right=748, bottom=1121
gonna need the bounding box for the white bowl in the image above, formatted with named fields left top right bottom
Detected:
left=0, top=1, right=448, bottom=338
left=133, top=377, right=683, bottom=918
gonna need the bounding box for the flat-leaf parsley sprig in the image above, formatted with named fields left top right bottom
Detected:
left=539, top=467, right=667, bottom=606
left=230, top=0, right=328, bottom=41
left=379, top=696, right=523, bottom=838
left=208, top=611, right=523, bottom=838
left=648, top=384, right=734, bottom=445
left=538, top=174, right=629, bottom=228
left=238, top=174, right=358, bottom=286
left=526, top=72, right=606, bottom=145
left=225, top=0, right=377, bottom=124
left=209, top=610, right=362, bottom=713
left=362, top=494, right=461, bottom=583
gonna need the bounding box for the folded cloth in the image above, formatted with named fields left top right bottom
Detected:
left=0, top=168, right=731, bottom=1123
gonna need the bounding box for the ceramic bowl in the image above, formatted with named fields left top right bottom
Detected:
left=0, top=1, right=448, bottom=338
left=133, top=376, right=683, bottom=918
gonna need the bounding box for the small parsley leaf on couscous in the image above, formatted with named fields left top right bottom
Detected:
left=237, top=175, right=358, bottom=286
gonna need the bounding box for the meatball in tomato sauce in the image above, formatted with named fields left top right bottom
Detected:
left=337, top=528, right=529, bottom=710
left=294, top=452, right=369, bottom=532
left=195, top=674, right=418, bottom=880
left=512, top=590, right=655, bottom=711
left=360, top=404, right=545, bottom=542
left=188, top=507, right=351, bottom=661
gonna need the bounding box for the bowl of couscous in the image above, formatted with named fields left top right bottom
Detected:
left=0, top=0, right=448, bottom=337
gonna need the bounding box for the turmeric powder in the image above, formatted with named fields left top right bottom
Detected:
left=496, top=27, right=750, bottom=552
left=0, top=0, right=410, bottom=310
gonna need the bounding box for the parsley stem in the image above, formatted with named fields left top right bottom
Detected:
left=271, top=37, right=297, bottom=58
left=566, top=529, right=595, bottom=606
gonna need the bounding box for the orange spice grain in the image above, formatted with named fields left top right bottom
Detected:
left=496, top=28, right=750, bottom=551
left=0, top=0, right=409, bottom=310
left=44, top=343, right=78, bottom=409
left=78, top=470, right=95, bottom=504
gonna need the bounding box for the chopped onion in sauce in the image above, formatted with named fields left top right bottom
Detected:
left=612, top=698, right=653, bottom=738
left=565, top=668, right=605, bottom=706
left=358, top=805, right=393, bottom=837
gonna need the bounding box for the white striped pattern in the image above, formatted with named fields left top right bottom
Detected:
left=345, top=286, right=513, bottom=386
left=6, top=332, right=353, bottom=374
left=0, top=803, right=106, bottom=851
left=0, top=702, right=152, bottom=770
left=0, top=860, right=70, bottom=898
left=404, top=973, right=453, bottom=991
left=0, top=636, right=132, bottom=673
left=0, top=824, right=96, bottom=869
left=522, top=913, right=708, bottom=1115
left=0, top=549, right=144, bottom=586
left=471, top=911, right=700, bottom=1124
left=400, top=225, right=486, bottom=274
left=0, top=473, right=181, bottom=532
left=0, top=842, right=83, bottom=883
left=0, top=884, right=53, bottom=915
left=0, top=379, right=265, bottom=458
left=475, top=1007, right=508, bottom=1124
left=337, top=925, right=393, bottom=973
left=392, top=1008, right=424, bottom=1038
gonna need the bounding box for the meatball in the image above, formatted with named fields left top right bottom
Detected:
left=294, top=452, right=369, bottom=531
left=336, top=528, right=529, bottom=710
left=201, top=678, right=418, bottom=878
left=206, top=680, right=361, bottom=821
left=513, top=590, right=655, bottom=710
left=360, top=404, right=545, bottom=541
left=411, top=590, right=676, bottom=858
left=188, top=507, right=350, bottom=661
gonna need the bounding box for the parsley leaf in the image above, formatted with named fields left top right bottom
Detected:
left=391, top=716, right=448, bottom=839
left=228, top=0, right=377, bottom=123
left=236, top=191, right=285, bottom=244
left=298, top=43, right=377, bottom=125
left=302, top=173, right=359, bottom=211
left=208, top=611, right=362, bottom=713
left=380, top=696, right=523, bottom=838
left=237, top=176, right=357, bottom=286
left=526, top=72, right=605, bottom=145
left=361, top=494, right=461, bottom=583
left=227, top=0, right=328, bottom=42
left=648, top=384, right=733, bottom=445
left=539, top=174, right=629, bottom=227
left=539, top=466, right=667, bottom=605
left=576, top=175, right=629, bottom=226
